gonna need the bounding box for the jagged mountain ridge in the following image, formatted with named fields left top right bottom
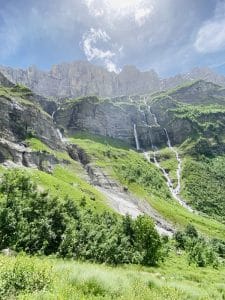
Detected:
left=1, top=61, right=225, bottom=98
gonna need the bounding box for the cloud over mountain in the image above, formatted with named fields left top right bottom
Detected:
left=0, top=0, right=224, bottom=75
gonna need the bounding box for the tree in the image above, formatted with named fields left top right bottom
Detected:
left=0, top=169, right=76, bottom=254
left=134, top=215, right=162, bottom=266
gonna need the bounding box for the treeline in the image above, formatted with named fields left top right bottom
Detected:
left=0, top=169, right=164, bottom=266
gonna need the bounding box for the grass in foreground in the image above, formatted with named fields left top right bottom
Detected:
left=1, top=252, right=225, bottom=300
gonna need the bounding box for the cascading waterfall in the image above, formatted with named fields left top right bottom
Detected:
left=52, top=106, right=66, bottom=143
left=149, top=106, right=159, bottom=126
left=134, top=124, right=140, bottom=151
left=144, top=104, right=193, bottom=212
left=164, top=128, right=182, bottom=195
left=56, top=128, right=63, bottom=142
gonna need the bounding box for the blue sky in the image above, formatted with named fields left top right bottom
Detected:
left=0, top=0, right=225, bottom=76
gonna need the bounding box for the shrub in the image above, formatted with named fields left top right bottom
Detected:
left=0, top=255, right=52, bottom=299
left=0, top=169, right=71, bottom=254
left=174, top=225, right=219, bottom=268
left=188, top=239, right=219, bottom=268
left=134, top=215, right=162, bottom=266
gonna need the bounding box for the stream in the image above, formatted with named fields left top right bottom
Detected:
left=139, top=98, right=193, bottom=212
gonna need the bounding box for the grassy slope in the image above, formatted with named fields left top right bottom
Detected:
left=69, top=133, right=225, bottom=240
left=0, top=138, right=109, bottom=213
left=0, top=84, right=46, bottom=113
left=181, top=155, right=225, bottom=222
left=4, top=253, right=224, bottom=300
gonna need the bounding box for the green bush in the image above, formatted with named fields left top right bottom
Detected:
left=134, top=215, right=162, bottom=266
left=0, top=169, right=71, bottom=254
left=174, top=225, right=219, bottom=267
left=188, top=239, right=219, bottom=268
left=0, top=255, right=52, bottom=299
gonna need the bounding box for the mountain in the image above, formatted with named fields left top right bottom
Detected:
left=1, top=70, right=225, bottom=299
left=0, top=62, right=160, bottom=98
left=1, top=61, right=225, bottom=98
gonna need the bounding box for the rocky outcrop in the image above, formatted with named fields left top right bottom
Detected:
left=169, top=80, right=225, bottom=105
left=0, top=138, right=64, bottom=173
left=162, top=67, right=225, bottom=91
left=2, top=62, right=225, bottom=99
left=0, top=72, right=14, bottom=87
left=149, top=81, right=225, bottom=146
left=0, top=93, right=62, bottom=150
left=55, top=96, right=167, bottom=148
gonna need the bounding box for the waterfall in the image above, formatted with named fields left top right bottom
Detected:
left=163, top=128, right=182, bottom=195
left=149, top=106, right=159, bottom=126
left=56, top=128, right=63, bottom=142
left=134, top=124, right=140, bottom=151
left=52, top=106, right=66, bottom=143
left=52, top=106, right=61, bottom=122
left=143, top=103, right=193, bottom=212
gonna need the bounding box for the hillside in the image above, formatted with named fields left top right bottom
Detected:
left=0, top=72, right=225, bottom=299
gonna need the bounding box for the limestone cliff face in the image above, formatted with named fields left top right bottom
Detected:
left=54, top=96, right=167, bottom=148
left=0, top=95, right=60, bottom=149
left=162, top=67, right=225, bottom=90
left=0, top=62, right=160, bottom=98
left=0, top=73, right=63, bottom=167
left=1, top=62, right=225, bottom=99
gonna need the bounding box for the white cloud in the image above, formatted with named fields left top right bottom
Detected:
left=84, top=0, right=104, bottom=17
left=135, top=6, right=154, bottom=27
left=82, top=28, right=120, bottom=73
left=84, top=0, right=154, bottom=22
left=195, top=2, right=225, bottom=53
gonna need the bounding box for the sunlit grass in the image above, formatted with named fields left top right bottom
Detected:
left=9, top=252, right=225, bottom=299
left=70, top=133, right=225, bottom=240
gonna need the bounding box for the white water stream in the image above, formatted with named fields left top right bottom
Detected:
left=52, top=107, right=68, bottom=143
left=134, top=124, right=140, bottom=151
left=56, top=128, right=64, bottom=142
left=144, top=104, right=193, bottom=212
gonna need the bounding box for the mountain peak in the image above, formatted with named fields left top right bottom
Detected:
left=0, top=61, right=225, bottom=98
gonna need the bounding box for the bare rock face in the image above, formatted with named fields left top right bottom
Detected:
left=0, top=138, right=62, bottom=173
left=0, top=96, right=61, bottom=149
left=55, top=96, right=142, bottom=145
left=0, top=72, right=14, bottom=87
left=0, top=62, right=160, bottom=98
left=1, top=62, right=225, bottom=99
left=55, top=96, right=161, bottom=148
left=0, top=72, right=63, bottom=154
left=162, top=67, right=225, bottom=90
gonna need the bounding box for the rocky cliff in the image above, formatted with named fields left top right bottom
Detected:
left=150, top=80, right=225, bottom=150
left=2, top=68, right=225, bottom=157
left=53, top=80, right=225, bottom=151
left=0, top=73, right=63, bottom=168
left=1, top=62, right=225, bottom=99
left=54, top=96, right=166, bottom=148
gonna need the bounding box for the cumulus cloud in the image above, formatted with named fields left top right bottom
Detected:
left=195, top=2, right=225, bottom=53
left=82, top=28, right=121, bottom=73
